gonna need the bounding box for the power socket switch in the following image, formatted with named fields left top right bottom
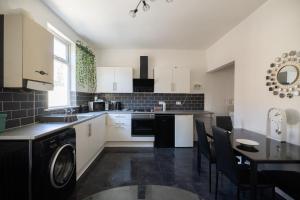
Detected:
left=176, top=101, right=182, bottom=105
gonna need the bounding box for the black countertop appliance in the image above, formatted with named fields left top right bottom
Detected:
left=110, top=101, right=122, bottom=110
left=88, top=101, right=105, bottom=112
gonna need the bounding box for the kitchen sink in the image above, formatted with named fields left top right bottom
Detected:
left=77, top=113, right=98, bottom=117
left=39, top=114, right=79, bottom=123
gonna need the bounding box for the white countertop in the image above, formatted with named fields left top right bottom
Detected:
left=0, top=110, right=213, bottom=140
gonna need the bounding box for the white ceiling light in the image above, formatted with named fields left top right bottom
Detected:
left=129, top=0, right=173, bottom=18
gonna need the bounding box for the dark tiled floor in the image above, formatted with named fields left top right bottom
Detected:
left=68, top=147, right=276, bottom=200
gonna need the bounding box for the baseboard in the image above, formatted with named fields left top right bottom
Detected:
left=103, top=147, right=154, bottom=153
left=105, top=141, right=154, bottom=147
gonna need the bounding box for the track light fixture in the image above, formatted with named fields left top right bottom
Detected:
left=129, top=0, right=173, bottom=18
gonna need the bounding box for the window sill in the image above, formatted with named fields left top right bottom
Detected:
left=45, top=105, right=78, bottom=112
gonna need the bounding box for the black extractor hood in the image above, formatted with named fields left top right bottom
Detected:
left=133, top=56, right=154, bottom=92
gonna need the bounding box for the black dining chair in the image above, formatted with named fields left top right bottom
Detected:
left=261, top=170, right=300, bottom=199
left=216, top=116, right=248, bottom=165
left=195, top=119, right=216, bottom=193
left=212, top=126, right=273, bottom=200
left=216, top=116, right=233, bottom=132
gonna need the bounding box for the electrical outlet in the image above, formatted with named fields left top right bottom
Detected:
left=176, top=101, right=182, bottom=105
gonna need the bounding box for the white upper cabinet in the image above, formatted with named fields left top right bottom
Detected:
left=115, top=67, right=133, bottom=93
left=22, top=15, right=53, bottom=83
left=96, top=67, right=133, bottom=93
left=154, top=66, right=190, bottom=93
left=97, top=67, right=115, bottom=93
left=154, top=67, right=173, bottom=93
left=173, top=67, right=190, bottom=93
left=3, top=13, right=54, bottom=87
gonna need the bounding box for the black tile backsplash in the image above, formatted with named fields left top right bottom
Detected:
left=0, top=88, right=48, bottom=129
left=0, top=89, right=94, bottom=130
left=73, top=92, right=94, bottom=106
left=96, top=93, right=204, bottom=111
left=0, top=88, right=203, bottom=130
left=21, top=117, right=34, bottom=126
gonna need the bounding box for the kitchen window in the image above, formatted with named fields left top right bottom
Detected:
left=48, top=37, right=71, bottom=108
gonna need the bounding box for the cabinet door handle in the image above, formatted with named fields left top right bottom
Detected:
left=35, top=70, right=48, bottom=75
left=114, top=115, right=126, bottom=118
left=88, top=124, right=92, bottom=137
left=117, top=123, right=126, bottom=126
left=171, top=83, right=175, bottom=92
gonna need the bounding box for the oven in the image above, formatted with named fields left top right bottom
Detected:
left=131, top=114, right=155, bottom=137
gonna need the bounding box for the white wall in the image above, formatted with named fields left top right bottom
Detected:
left=205, top=65, right=234, bottom=116
left=0, top=0, right=94, bottom=93
left=206, top=0, right=300, bottom=145
left=96, top=49, right=234, bottom=115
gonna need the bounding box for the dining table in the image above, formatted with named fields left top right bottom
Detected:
left=207, top=128, right=300, bottom=200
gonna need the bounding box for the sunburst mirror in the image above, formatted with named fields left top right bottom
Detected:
left=266, top=51, right=300, bottom=98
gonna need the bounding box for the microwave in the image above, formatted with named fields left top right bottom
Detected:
left=88, top=101, right=105, bottom=112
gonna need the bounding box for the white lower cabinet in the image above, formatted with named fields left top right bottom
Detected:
left=175, top=115, right=194, bottom=147
left=91, top=115, right=106, bottom=152
left=106, top=114, right=131, bottom=141
left=75, top=113, right=194, bottom=178
left=74, top=115, right=106, bottom=178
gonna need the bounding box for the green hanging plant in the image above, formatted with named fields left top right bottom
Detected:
left=76, top=41, right=96, bottom=92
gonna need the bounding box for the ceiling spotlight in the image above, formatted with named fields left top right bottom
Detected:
left=142, top=1, right=150, bottom=12
left=129, top=0, right=173, bottom=18
left=129, top=9, right=138, bottom=18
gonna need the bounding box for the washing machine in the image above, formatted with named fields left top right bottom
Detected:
left=32, top=128, right=76, bottom=200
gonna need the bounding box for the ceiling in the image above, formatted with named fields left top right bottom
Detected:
left=42, top=0, right=267, bottom=49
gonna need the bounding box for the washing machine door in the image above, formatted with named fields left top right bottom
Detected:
left=49, top=144, right=75, bottom=189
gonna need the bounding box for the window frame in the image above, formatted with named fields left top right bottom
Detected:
left=54, top=36, right=70, bottom=63
left=48, top=34, right=72, bottom=109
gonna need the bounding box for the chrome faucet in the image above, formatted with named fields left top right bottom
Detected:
left=64, top=108, right=78, bottom=122
left=65, top=108, right=76, bottom=115
left=158, top=101, right=166, bottom=112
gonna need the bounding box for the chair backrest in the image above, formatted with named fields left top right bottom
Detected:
left=216, top=116, right=233, bottom=131
left=212, top=126, right=238, bottom=184
left=195, top=119, right=211, bottom=159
